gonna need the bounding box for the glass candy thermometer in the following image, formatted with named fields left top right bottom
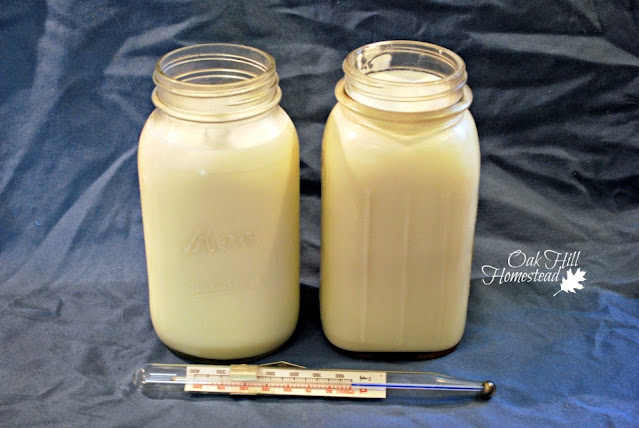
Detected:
left=133, top=362, right=495, bottom=400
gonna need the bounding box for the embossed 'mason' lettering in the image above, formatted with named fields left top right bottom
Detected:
left=184, top=228, right=256, bottom=255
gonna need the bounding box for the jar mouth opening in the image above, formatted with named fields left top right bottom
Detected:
left=342, top=40, right=468, bottom=112
left=153, top=43, right=277, bottom=96
left=343, top=40, right=466, bottom=86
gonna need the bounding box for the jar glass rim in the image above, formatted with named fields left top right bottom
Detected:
left=153, top=43, right=277, bottom=96
left=341, top=40, right=469, bottom=112
left=342, top=40, right=466, bottom=86
left=151, top=43, right=282, bottom=121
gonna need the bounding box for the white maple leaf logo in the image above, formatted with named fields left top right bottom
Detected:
left=553, top=268, right=586, bottom=296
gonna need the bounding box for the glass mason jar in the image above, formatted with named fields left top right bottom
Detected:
left=138, top=44, right=299, bottom=361
left=320, top=41, right=480, bottom=356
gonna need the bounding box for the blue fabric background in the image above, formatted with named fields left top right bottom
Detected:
left=1, top=0, right=637, bottom=425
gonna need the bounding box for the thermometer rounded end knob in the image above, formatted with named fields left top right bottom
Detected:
left=481, top=381, right=496, bottom=399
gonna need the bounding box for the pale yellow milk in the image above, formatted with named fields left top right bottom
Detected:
left=321, top=70, right=479, bottom=352
left=138, top=108, right=299, bottom=360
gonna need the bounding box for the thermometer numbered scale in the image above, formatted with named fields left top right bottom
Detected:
left=134, top=362, right=495, bottom=401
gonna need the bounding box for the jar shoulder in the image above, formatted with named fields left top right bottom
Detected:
left=139, top=107, right=298, bottom=153
left=138, top=107, right=298, bottom=175
left=324, top=104, right=478, bottom=152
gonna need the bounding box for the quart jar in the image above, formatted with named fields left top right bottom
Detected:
left=320, top=41, right=480, bottom=356
left=138, top=44, right=299, bottom=361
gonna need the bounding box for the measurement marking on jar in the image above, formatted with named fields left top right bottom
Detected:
left=360, top=189, right=372, bottom=342
left=191, top=277, right=259, bottom=296
left=398, top=191, right=411, bottom=345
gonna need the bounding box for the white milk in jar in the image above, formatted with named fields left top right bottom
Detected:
left=321, top=41, right=480, bottom=355
left=138, top=44, right=299, bottom=361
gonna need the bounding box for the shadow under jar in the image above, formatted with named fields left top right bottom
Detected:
left=320, top=41, right=480, bottom=357
left=138, top=44, right=300, bottom=361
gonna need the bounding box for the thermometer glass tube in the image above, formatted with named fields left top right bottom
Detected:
left=133, top=362, right=495, bottom=401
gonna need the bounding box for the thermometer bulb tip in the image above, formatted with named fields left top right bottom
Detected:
left=481, top=381, right=496, bottom=399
